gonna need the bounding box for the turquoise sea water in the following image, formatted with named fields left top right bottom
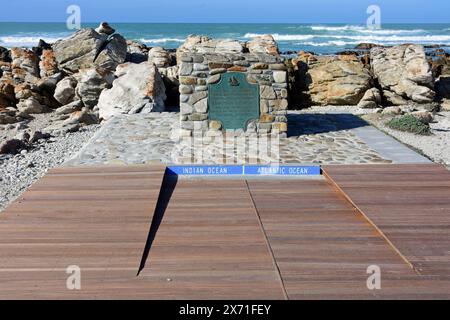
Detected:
left=1, top=22, right=450, bottom=54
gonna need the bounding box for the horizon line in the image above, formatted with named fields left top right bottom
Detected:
left=1, top=21, right=450, bottom=24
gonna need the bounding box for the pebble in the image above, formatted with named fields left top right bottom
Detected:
left=0, top=124, right=99, bottom=212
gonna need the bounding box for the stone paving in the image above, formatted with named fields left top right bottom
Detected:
left=65, top=111, right=427, bottom=166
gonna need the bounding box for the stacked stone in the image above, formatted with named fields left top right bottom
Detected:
left=178, top=51, right=288, bottom=137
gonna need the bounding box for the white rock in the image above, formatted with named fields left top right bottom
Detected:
left=54, top=77, right=77, bottom=105
left=193, top=98, right=208, bottom=113
left=76, top=68, right=114, bottom=108
left=273, top=71, right=286, bottom=83
left=53, top=29, right=127, bottom=73
left=382, top=106, right=403, bottom=115
left=371, top=45, right=435, bottom=104
left=177, top=35, right=244, bottom=57
left=17, top=97, right=46, bottom=114
left=441, top=99, right=450, bottom=111
left=148, top=47, right=171, bottom=68
left=412, top=110, right=434, bottom=124
left=95, top=22, right=115, bottom=36
left=55, top=100, right=83, bottom=115
left=97, top=62, right=166, bottom=120
left=247, top=34, right=279, bottom=55
left=358, top=88, right=382, bottom=108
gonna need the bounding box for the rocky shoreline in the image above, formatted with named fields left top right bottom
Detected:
left=1, top=23, right=450, bottom=138
left=2, top=23, right=450, bottom=211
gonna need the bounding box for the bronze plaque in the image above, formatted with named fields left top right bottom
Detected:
left=208, top=72, right=259, bottom=130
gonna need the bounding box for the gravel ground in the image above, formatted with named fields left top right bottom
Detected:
left=0, top=125, right=99, bottom=212
left=0, top=113, right=63, bottom=140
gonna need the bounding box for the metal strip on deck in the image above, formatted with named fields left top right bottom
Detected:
left=0, top=165, right=166, bottom=299
left=323, top=164, right=450, bottom=278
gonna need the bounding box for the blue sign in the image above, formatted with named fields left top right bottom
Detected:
left=244, top=165, right=321, bottom=176
left=167, top=165, right=243, bottom=176
left=166, top=165, right=321, bottom=176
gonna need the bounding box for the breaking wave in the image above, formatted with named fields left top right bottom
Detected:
left=0, top=36, right=64, bottom=47
left=310, top=25, right=426, bottom=35
left=243, top=33, right=450, bottom=44
left=139, top=37, right=185, bottom=44
left=243, top=33, right=315, bottom=41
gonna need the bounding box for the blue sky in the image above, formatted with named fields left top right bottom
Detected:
left=0, top=0, right=449, bottom=23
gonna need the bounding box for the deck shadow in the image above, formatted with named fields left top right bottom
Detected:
left=137, top=170, right=178, bottom=275
left=287, top=113, right=369, bottom=137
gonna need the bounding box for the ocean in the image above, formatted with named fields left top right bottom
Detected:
left=1, top=22, right=450, bottom=54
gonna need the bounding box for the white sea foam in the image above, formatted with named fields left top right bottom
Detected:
left=243, top=33, right=314, bottom=41
left=0, top=36, right=64, bottom=47
left=299, top=40, right=362, bottom=47
left=310, top=25, right=366, bottom=31
left=310, top=25, right=426, bottom=35
left=139, top=38, right=185, bottom=44
left=326, top=34, right=450, bottom=42
left=243, top=33, right=450, bottom=44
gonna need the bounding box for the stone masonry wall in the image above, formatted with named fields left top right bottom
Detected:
left=178, top=51, right=289, bottom=137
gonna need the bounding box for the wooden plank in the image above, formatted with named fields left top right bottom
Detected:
left=246, top=179, right=449, bottom=299
left=0, top=165, right=166, bottom=299
left=323, top=164, right=450, bottom=279
left=138, top=179, right=286, bottom=300
left=2, top=163, right=449, bottom=299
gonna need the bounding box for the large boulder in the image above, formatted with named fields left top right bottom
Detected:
left=97, top=62, right=166, bottom=120
left=149, top=47, right=178, bottom=107
left=0, top=138, right=27, bottom=155
left=14, top=83, right=34, bottom=100
left=10, top=48, right=40, bottom=83
left=0, top=79, right=16, bottom=109
left=293, top=52, right=371, bottom=106
left=148, top=47, right=171, bottom=68
left=95, top=22, right=115, bottom=36
left=247, top=34, right=279, bottom=55
left=39, top=49, right=59, bottom=78
left=433, top=55, right=450, bottom=100
left=177, top=35, right=244, bottom=61
left=0, top=110, right=18, bottom=124
left=371, top=44, right=435, bottom=104
left=16, top=97, right=47, bottom=114
left=62, top=108, right=98, bottom=126
left=54, top=76, right=77, bottom=105
left=126, top=40, right=149, bottom=63
left=0, top=47, right=11, bottom=62
left=358, top=87, right=382, bottom=108
left=75, top=67, right=114, bottom=109
left=52, top=28, right=127, bottom=73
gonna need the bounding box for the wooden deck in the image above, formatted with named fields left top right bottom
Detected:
left=323, top=164, right=450, bottom=279
left=0, top=164, right=449, bottom=299
left=0, top=165, right=166, bottom=299
left=247, top=179, right=423, bottom=299
left=138, top=179, right=286, bottom=300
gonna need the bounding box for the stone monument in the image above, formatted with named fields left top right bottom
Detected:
left=177, top=35, right=289, bottom=137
